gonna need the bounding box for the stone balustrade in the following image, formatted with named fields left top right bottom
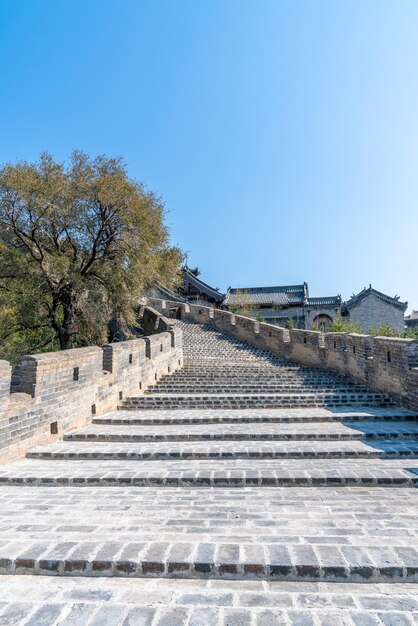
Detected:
left=0, top=306, right=183, bottom=463
left=147, top=297, right=418, bottom=410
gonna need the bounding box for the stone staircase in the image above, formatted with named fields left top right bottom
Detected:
left=122, top=323, right=395, bottom=410
left=0, top=319, right=417, bottom=622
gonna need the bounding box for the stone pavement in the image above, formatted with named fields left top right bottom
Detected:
left=0, top=577, right=417, bottom=625
left=92, top=406, right=418, bottom=425
left=62, top=420, right=418, bottom=441
left=20, top=438, right=418, bottom=461
left=0, top=320, right=417, bottom=622
left=0, top=457, right=417, bottom=486
left=0, top=486, right=417, bottom=582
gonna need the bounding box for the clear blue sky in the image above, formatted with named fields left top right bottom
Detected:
left=0, top=1, right=417, bottom=311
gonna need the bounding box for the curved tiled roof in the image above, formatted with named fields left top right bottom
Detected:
left=344, top=286, right=407, bottom=311
left=151, top=284, right=188, bottom=303
left=224, top=292, right=290, bottom=306
left=405, top=310, right=418, bottom=321
left=224, top=284, right=307, bottom=306
left=305, top=296, right=341, bottom=307
left=183, top=268, right=225, bottom=302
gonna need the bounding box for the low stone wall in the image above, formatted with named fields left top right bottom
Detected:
left=147, top=298, right=418, bottom=411
left=0, top=307, right=183, bottom=464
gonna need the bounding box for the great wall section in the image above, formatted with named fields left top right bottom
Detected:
left=0, top=301, right=417, bottom=623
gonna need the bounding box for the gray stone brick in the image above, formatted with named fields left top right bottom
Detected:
left=286, top=612, right=316, bottom=626
left=255, top=610, right=287, bottom=625
left=0, top=603, right=34, bottom=626
left=154, top=607, right=190, bottom=625
left=56, top=603, right=97, bottom=625
left=179, top=593, right=233, bottom=606
left=222, top=609, right=252, bottom=626
left=239, top=593, right=292, bottom=608
left=24, top=604, right=64, bottom=625
left=88, top=606, right=127, bottom=626
left=377, top=613, right=415, bottom=626
left=123, top=607, right=156, bottom=626
left=189, top=607, right=220, bottom=626
left=350, top=613, right=382, bottom=626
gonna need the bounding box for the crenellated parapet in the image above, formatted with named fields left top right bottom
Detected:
left=0, top=306, right=183, bottom=463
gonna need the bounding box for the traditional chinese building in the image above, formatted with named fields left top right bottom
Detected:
left=341, top=285, right=408, bottom=334
left=405, top=310, right=418, bottom=330
left=152, top=268, right=407, bottom=333
left=182, top=267, right=224, bottom=305
left=150, top=267, right=224, bottom=307
left=223, top=284, right=341, bottom=330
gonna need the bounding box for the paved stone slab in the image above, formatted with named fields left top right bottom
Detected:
left=149, top=378, right=370, bottom=395
left=0, top=316, right=417, bottom=616
left=122, top=391, right=394, bottom=410
left=0, top=577, right=417, bottom=625
left=64, top=421, right=418, bottom=443
left=64, top=421, right=366, bottom=442
left=0, top=486, right=416, bottom=581
left=25, top=439, right=418, bottom=460
left=95, top=407, right=418, bottom=426
left=121, top=322, right=395, bottom=413
left=1, top=457, right=417, bottom=486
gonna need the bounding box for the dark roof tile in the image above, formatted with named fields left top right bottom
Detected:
left=305, top=296, right=341, bottom=307
left=224, top=284, right=306, bottom=306
left=344, top=286, right=407, bottom=311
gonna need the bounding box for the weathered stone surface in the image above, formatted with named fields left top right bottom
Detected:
left=149, top=299, right=418, bottom=411
left=0, top=578, right=417, bottom=625
left=0, top=486, right=417, bottom=581
left=94, top=406, right=417, bottom=425
left=0, top=316, right=417, bottom=621
left=0, top=306, right=183, bottom=464
left=23, top=438, right=418, bottom=461
left=64, top=420, right=418, bottom=441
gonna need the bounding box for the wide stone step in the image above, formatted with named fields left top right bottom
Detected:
left=122, top=392, right=395, bottom=409
left=1, top=458, right=417, bottom=487
left=158, top=382, right=359, bottom=390
left=1, top=577, right=417, bottom=626
left=26, top=439, right=415, bottom=460
left=158, top=382, right=363, bottom=389
left=152, top=378, right=364, bottom=383
left=150, top=385, right=367, bottom=394
left=145, top=384, right=367, bottom=395
left=179, top=371, right=343, bottom=377
left=180, top=366, right=329, bottom=373
left=0, top=486, right=416, bottom=582
left=96, top=407, right=418, bottom=426
left=176, top=366, right=348, bottom=370
left=169, top=370, right=353, bottom=377
left=182, top=355, right=273, bottom=360
left=64, top=422, right=363, bottom=442
left=63, top=421, right=418, bottom=443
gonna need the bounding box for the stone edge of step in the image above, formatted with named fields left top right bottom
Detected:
left=26, top=450, right=389, bottom=461
left=2, top=472, right=416, bottom=488
left=0, top=554, right=416, bottom=584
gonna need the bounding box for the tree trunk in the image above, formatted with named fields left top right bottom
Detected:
left=49, top=288, right=76, bottom=351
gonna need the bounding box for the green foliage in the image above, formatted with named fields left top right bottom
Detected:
left=344, top=320, right=363, bottom=334
left=256, top=314, right=265, bottom=322
left=328, top=315, right=414, bottom=339
left=228, top=289, right=259, bottom=318
left=329, top=314, right=362, bottom=334
left=367, top=323, right=400, bottom=337
left=0, top=151, right=184, bottom=359
left=285, top=317, right=295, bottom=330
left=329, top=314, right=347, bottom=332
left=404, top=327, right=418, bottom=339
